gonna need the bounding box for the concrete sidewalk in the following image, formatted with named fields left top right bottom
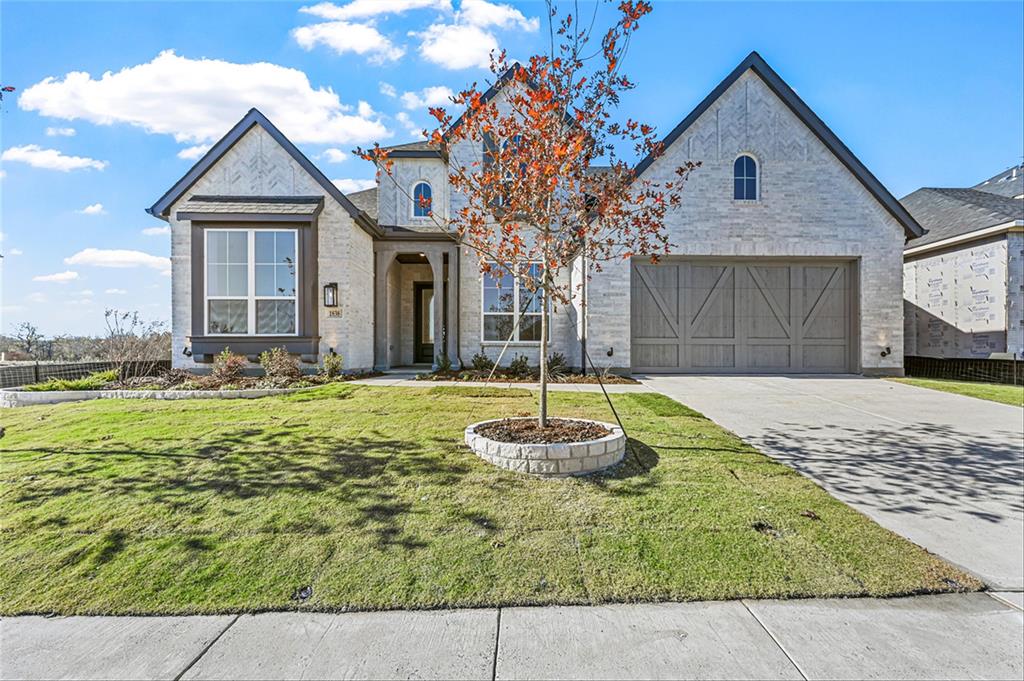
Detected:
left=2, top=593, right=1021, bottom=680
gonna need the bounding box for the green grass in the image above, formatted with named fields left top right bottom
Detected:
left=889, top=377, right=1024, bottom=407
left=21, top=369, right=118, bottom=392
left=0, top=384, right=980, bottom=615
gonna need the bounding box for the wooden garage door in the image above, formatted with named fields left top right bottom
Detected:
left=630, top=260, right=856, bottom=373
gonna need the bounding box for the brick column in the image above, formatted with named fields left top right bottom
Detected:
left=446, top=247, right=461, bottom=369
left=374, top=250, right=392, bottom=370
left=427, top=250, right=445, bottom=370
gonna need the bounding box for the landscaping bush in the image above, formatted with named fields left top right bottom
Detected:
left=508, top=354, right=532, bottom=378
left=212, top=348, right=247, bottom=384
left=470, top=351, right=495, bottom=372
left=547, top=352, right=569, bottom=379
left=436, top=353, right=452, bottom=372
left=22, top=369, right=118, bottom=392
left=320, top=352, right=344, bottom=378
left=258, top=347, right=302, bottom=385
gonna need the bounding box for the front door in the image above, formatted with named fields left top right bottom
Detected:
left=413, top=282, right=435, bottom=364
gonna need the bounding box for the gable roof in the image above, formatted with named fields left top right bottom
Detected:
left=633, top=51, right=924, bottom=240
left=972, top=164, right=1024, bottom=199
left=147, top=108, right=381, bottom=237
left=381, top=140, right=442, bottom=159
left=901, top=187, right=1023, bottom=249
left=346, top=187, right=378, bottom=220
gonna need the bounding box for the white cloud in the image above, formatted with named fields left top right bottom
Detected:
left=45, top=126, right=76, bottom=137
left=77, top=203, right=106, bottom=215
left=33, top=271, right=79, bottom=283
left=413, top=0, right=538, bottom=70
left=293, top=21, right=406, bottom=64
left=177, top=144, right=210, bottom=160
left=300, top=0, right=450, bottom=21
left=1, top=145, right=108, bottom=172
left=142, top=225, right=171, bottom=236
left=321, top=148, right=348, bottom=163
left=400, top=85, right=454, bottom=109
left=0, top=170, right=5, bottom=180
left=27, top=292, right=47, bottom=303
left=7, top=248, right=24, bottom=256
left=105, top=288, right=128, bottom=295
left=396, top=112, right=425, bottom=137
left=415, top=23, right=498, bottom=69
left=64, top=248, right=171, bottom=274
left=379, top=81, right=398, bottom=98
left=19, top=50, right=390, bottom=146
left=332, top=178, right=376, bottom=193
left=460, top=0, right=537, bottom=30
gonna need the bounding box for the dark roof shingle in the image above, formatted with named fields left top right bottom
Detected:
left=345, top=187, right=378, bottom=220
left=972, top=164, right=1024, bottom=199
left=901, top=187, right=1023, bottom=249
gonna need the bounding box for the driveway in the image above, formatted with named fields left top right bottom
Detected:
left=639, top=375, right=1024, bottom=590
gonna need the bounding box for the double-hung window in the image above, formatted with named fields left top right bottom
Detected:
left=482, top=262, right=544, bottom=342
left=205, top=228, right=298, bottom=336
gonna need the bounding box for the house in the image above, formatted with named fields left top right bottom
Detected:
left=902, top=165, right=1024, bottom=359
left=148, top=51, right=921, bottom=376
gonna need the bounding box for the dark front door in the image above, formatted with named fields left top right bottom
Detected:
left=413, top=282, right=435, bottom=364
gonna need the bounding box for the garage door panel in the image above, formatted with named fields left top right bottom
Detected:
left=631, top=259, right=855, bottom=373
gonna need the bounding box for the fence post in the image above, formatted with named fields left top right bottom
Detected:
left=34, top=362, right=40, bottom=384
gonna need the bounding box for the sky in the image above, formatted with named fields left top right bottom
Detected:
left=1, top=0, right=1022, bottom=337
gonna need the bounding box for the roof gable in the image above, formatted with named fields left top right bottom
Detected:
left=901, top=187, right=1023, bottom=249
left=634, top=51, right=923, bottom=240
left=147, top=108, right=380, bottom=236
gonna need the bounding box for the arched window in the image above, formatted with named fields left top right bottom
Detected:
left=734, top=155, right=758, bottom=200
left=412, top=181, right=432, bottom=217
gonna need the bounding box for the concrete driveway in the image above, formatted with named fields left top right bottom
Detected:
left=639, top=375, right=1024, bottom=590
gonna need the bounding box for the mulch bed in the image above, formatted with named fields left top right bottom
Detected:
left=475, top=417, right=611, bottom=444
left=417, top=370, right=638, bottom=384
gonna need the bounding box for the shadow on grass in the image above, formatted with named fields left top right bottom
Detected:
left=8, top=428, right=473, bottom=552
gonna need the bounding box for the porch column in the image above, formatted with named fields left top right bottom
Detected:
left=446, top=247, right=461, bottom=369
left=427, top=250, right=445, bottom=370
left=373, top=249, right=392, bottom=370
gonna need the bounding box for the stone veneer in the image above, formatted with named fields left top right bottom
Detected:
left=464, top=418, right=626, bottom=477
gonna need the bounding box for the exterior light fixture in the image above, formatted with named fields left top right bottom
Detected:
left=323, top=282, right=339, bottom=307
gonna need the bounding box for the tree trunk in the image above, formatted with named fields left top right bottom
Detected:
left=538, top=270, right=550, bottom=428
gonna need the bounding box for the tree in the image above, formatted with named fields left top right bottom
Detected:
left=360, top=0, right=697, bottom=427
left=13, top=321, right=43, bottom=358
left=100, top=309, right=170, bottom=382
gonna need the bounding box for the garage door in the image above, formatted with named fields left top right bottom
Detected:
left=630, top=259, right=856, bottom=373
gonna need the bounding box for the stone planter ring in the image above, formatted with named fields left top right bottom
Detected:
left=464, top=417, right=626, bottom=477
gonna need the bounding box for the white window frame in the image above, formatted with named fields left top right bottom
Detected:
left=411, top=180, right=432, bottom=219
left=204, top=227, right=299, bottom=337
left=480, top=261, right=546, bottom=344
left=733, top=153, right=760, bottom=201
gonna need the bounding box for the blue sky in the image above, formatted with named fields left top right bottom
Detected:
left=1, top=0, right=1022, bottom=336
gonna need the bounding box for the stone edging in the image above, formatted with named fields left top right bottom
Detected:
left=465, top=417, right=626, bottom=477
left=0, top=386, right=307, bottom=408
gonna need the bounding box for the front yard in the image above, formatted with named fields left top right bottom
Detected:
left=0, top=385, right=979, bottom=615
left=889, top=377, right=1024, bottom=407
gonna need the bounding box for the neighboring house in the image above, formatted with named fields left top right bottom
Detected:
left=902, top=165, right=1024, bottom=359
left=148, top=51, right=921, bottom=376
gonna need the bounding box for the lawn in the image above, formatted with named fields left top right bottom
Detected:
left=889, top=377, right=1024, bottom=407
left=0, top=385, right=980, bottom=615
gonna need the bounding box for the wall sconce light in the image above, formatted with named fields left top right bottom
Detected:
left=323, top=282, right=339, bottom=307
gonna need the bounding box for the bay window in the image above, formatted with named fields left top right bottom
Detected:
left=205, top=228, right=298, bottom=336
left=482, top=262, right=544, bottom=342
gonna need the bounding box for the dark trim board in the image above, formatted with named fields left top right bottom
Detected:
left=189, top=336, right=321, bottom=363
left=631, top=51, right=924, bottom=241
left=177, top=212, right=320, bottom=223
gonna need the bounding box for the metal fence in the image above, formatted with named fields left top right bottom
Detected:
left=904, top=355, right=1022, bottom=386
left=0, top=360, right=171, bottom=389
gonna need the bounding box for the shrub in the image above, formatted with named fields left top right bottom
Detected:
left=320, top=352, right=344, bottom=378
left=212, top=348, right=247, bottom=384
left=259, top=347, right=302, bottom=383
left=22, top=369, right=119, bottom=392
left=508, top=354, right=532, bottom=378
left=470, top=351, right=495, bottom=372
left=546, top=352, right=569, bottom=379
left=436, top=353, right=452, bottom=372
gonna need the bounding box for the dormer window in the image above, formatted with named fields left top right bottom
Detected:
left=412, top=181, right=432, bottom=217
left=734, top=154, right=758, bottom=201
